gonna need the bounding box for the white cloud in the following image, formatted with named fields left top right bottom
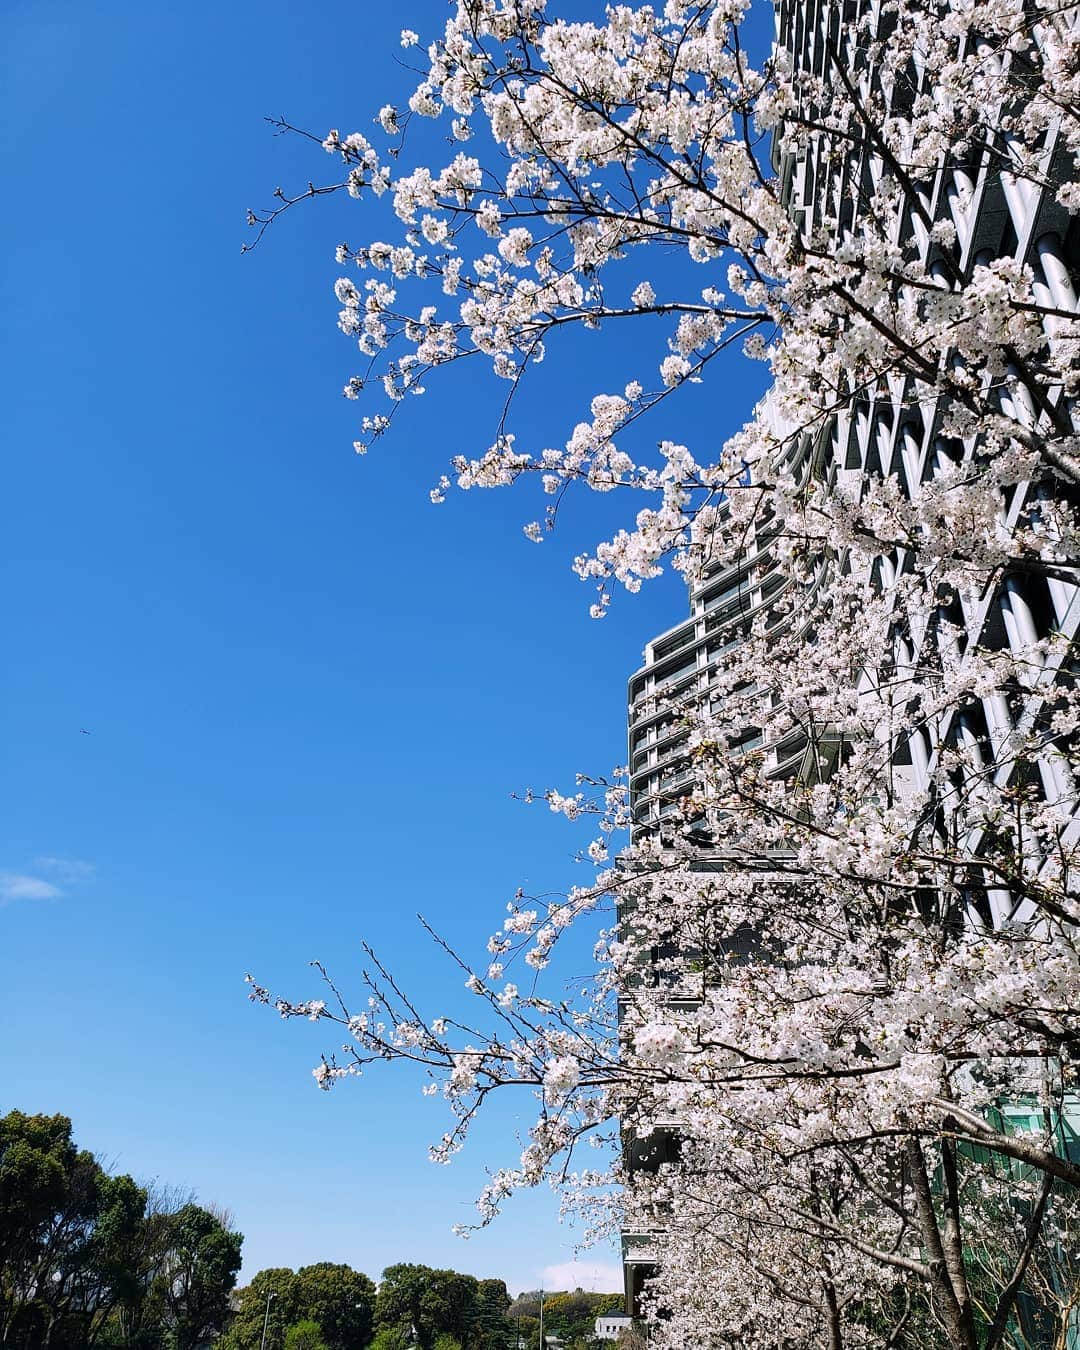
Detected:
left=540, top=1259, right=623, bottom=1293
left=0, top=873, right=61, bottom=904
left=35, top=857, right=94, bottom=883
left=0, top=858, right=93, bottom=906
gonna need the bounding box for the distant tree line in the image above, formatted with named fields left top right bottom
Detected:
left=220, top=1266, right=622, bottom=1350
left=226, top=1263, right=515, bottom=1350
left=1, top=1110, right=624, bottom=1350
left=0, top=1110, right=242, bottom=1349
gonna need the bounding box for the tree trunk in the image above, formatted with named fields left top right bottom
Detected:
left=903, top=1137, right=978, bottom=1350
left=939, top=1135, right=977, bottom=1346
left=823, top=1278, right=844, bottom=1350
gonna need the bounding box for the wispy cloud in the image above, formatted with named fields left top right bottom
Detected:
left=540, top=1259, right=623, bottom=1293
left=0, top=858, right=93, bottom=906
left=35, top=857, right=95, bottom=883
left=0, top=873, right=61, bottom=904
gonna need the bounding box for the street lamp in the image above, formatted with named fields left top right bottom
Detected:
left=259, top=1290, right=277, bottom=1350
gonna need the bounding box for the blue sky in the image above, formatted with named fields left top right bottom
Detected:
left=1, top=0, right=770, bottom=1297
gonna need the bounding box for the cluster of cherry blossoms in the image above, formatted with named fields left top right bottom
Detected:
left=249, top=0, right=1080, bottom=1344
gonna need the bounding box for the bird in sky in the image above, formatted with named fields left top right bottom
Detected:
left=79, top=728, right=91, bottom=735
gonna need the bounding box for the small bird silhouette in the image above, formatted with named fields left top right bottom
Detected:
left=79, top=728, right=91, bottom=735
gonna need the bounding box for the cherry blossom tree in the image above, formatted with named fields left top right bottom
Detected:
left=248, top=0, right=1080, bottom=1345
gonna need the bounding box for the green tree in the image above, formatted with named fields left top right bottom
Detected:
left=26, top=1147, right=107, bottom=1347
left=56, top=1170, right=153, bottom=1347
left=0, top=1109, right=88, bottom=1345
left=471, top=1280, right=510, bottom=1350
left=294, top=1262, right=375, bottom=1349
left=504, top=1316, right=537, bottom=1350
left=219, top=1265, right=301, bottom=1349
left=160, top=1203, right=242, bottom=1350
left=374, top=1265, right=479, bottom=1350
left=107, top=1185, right=186, bottom=1350
left=368, top=1329, right=408, bottom=1350
left=0, top=1110, right=161, bottom=1350
left=284, top=1319, right=329, bottom=1350
left=221, top=1262, right=375, bottom=1350
left=0, top=1111, right=243, bottom=1350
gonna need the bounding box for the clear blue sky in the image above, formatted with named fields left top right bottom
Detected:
left=1, top=0, right=770, bottom=1298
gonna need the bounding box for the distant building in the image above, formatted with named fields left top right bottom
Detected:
left=595, top=1312, right=634, bottom=1341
